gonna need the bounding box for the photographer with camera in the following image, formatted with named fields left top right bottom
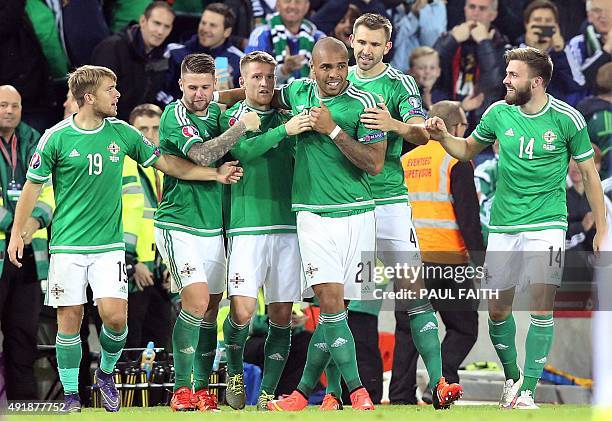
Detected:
left=518, top=0, right=586, bottom=106
left=123, top=104, right=173, bottom=355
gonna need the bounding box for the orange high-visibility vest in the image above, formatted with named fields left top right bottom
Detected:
left=402, top=142, right=468, bottom=264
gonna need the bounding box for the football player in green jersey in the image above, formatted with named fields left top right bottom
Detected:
left=153, top=53, right=261, bottom=412
left=219, top=51, right=311, bottom=410
left=267, top=37, right=386, bottom=412
left=426, top=47, right=607, bottom=409
left=7, top=65, right=243, bottom=413
left=338, top=13, right=463, bottom=409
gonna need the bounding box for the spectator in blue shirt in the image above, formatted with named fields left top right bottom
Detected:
left=163, top=3, right=244, bottom=103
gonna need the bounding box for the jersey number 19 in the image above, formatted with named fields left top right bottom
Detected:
left=87, top=153, right=103, bottom=175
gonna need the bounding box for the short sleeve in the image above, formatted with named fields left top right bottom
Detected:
left=356, top=113, right=386, bottom=144
left=162, top=107, right=204, bottom=155
left=471, top=103, right=499, bottom=144
left=396, top=77, right=427, bottom=122
left=125, top=125, right=160, bottom=168
left=568, top=125, right=594, bottom=162
left=26, top=132, right=56, bottom=183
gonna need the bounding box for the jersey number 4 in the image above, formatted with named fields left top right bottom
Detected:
left=518, top=136, right=535, bottom=160
left=87, top=153, right=103, bottom=175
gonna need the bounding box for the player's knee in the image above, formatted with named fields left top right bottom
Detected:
left=231, top=307, right=253, bottom=326
left=488, top=308, right=511, bottom=322
left=103, top=313, right=127, bottom=332
left=57, top=307, right=84, bottom=334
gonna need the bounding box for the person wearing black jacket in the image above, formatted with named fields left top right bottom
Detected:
left=393, top=101, right=483, bottom=404
left=434, top=0, right=507, bottom=132
left=0, top=0, right=54, bottom=129
left=91, top=1, right=175, bottom=121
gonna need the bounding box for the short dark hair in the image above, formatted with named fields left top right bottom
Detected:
left=181, top=53, right=215, bottom=77
left=353, top=13, right=393, bottom=42
left=240, top=51, right=277, bottom=74
left=129, top=103, right=163, bottom=125
left=429, top=101, right=464, bottom=128
left=143, top=1, right=176, bottom=19
left=505, top=47, right=553, bottom=87
left=523, top=0, right=559, bottom=24
left=205, top=2, right=236, bottom=29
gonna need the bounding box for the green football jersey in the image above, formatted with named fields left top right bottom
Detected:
left=219, top=101, right=296, bottom=236
left=278, top=78, right=386, bottom=214
left=26, top=115, right=160, bottom=254
left=472, top=95, right=594, bottom=233
left=348, top=65, right=426, bottom=205
left=154, top=100, right=224, bottom=236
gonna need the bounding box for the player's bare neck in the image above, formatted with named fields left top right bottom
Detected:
left=245, top=98, right=270, bottom=111
left=520, top=91, right=548, bottom=115
left=73, top=110, right=105, bottom=130
left=357, top=61, right=387, bottom=78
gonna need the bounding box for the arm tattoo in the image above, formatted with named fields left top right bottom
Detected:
left=187, top=121, right=247, bottom=166
left=332, top=130, right=384, bottom=176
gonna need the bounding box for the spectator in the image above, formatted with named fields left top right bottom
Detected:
left=517, top=0, right=585, bottom=106
left=91, top=1, right=175, bottom=120
left=407, top=47, right=447, bottom=112
left=331, top=4, right=360, bottom=52
left=25, top=0, right=69, bottom=79
left=123, top=104, right=173, bottom=355
left=0, top=0, right=55, bottom=133
left=434, top=0, right=507, bottom=131
left=474, top=140, right=499, bottom=245
left=568, top=0, right=612, bottom=94
left=576, top=62, right=612, bottom=179
left=0, top=85, right=54, bottom=400
left=390, top=0, right=447, bottom=74
left=563, top=149, right=603, bottom=284
left=104, top=0, right=150, bottom=33
left=225, top=0, right=257, bottom=49
left=395, top=100, right=481, bottom=403
left=245, top=0, right=325, bottom=84
left=62, top=0, right=110, bottom=67
left=164, top=3, right=244, bottom=102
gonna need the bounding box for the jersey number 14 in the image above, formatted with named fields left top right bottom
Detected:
left=518, top=136, right=535, bottom=160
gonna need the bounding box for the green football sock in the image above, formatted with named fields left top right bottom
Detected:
left=520, top=314, right=554, bottom=395
left=488, top=313, right=520, bottom=382
left=222, top=315, right=249, bottom=376
left=193, top=320, right=217, bottom=391
left=324, top=360, right=343, bottom=398
left=321, top=312, right=362, bottom=392
left=297, top=321, right=331, bottom=396
left=56, top=333, right=82, bottom=394
left=172, top=309, right=202, bottom=390
left=260, top=321, right=291, bottom=395
left=408, top=304, right=443, bottom=390
left=99, top=325, right=127, bottom=375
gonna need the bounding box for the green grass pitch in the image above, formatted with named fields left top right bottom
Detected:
left=8, top=404, right=592, bottom=421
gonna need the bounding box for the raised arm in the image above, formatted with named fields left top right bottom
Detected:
left=425, top=116, right=488, bottom=161
left=576, top=157, right=608, bottom=254
left=311, top=101, right=385, bottom=176
left=215, top=88, right=246, bottom=107
left=186, top=112, right=260, bottom=166
left=8, top=181, right=44, bottom=267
